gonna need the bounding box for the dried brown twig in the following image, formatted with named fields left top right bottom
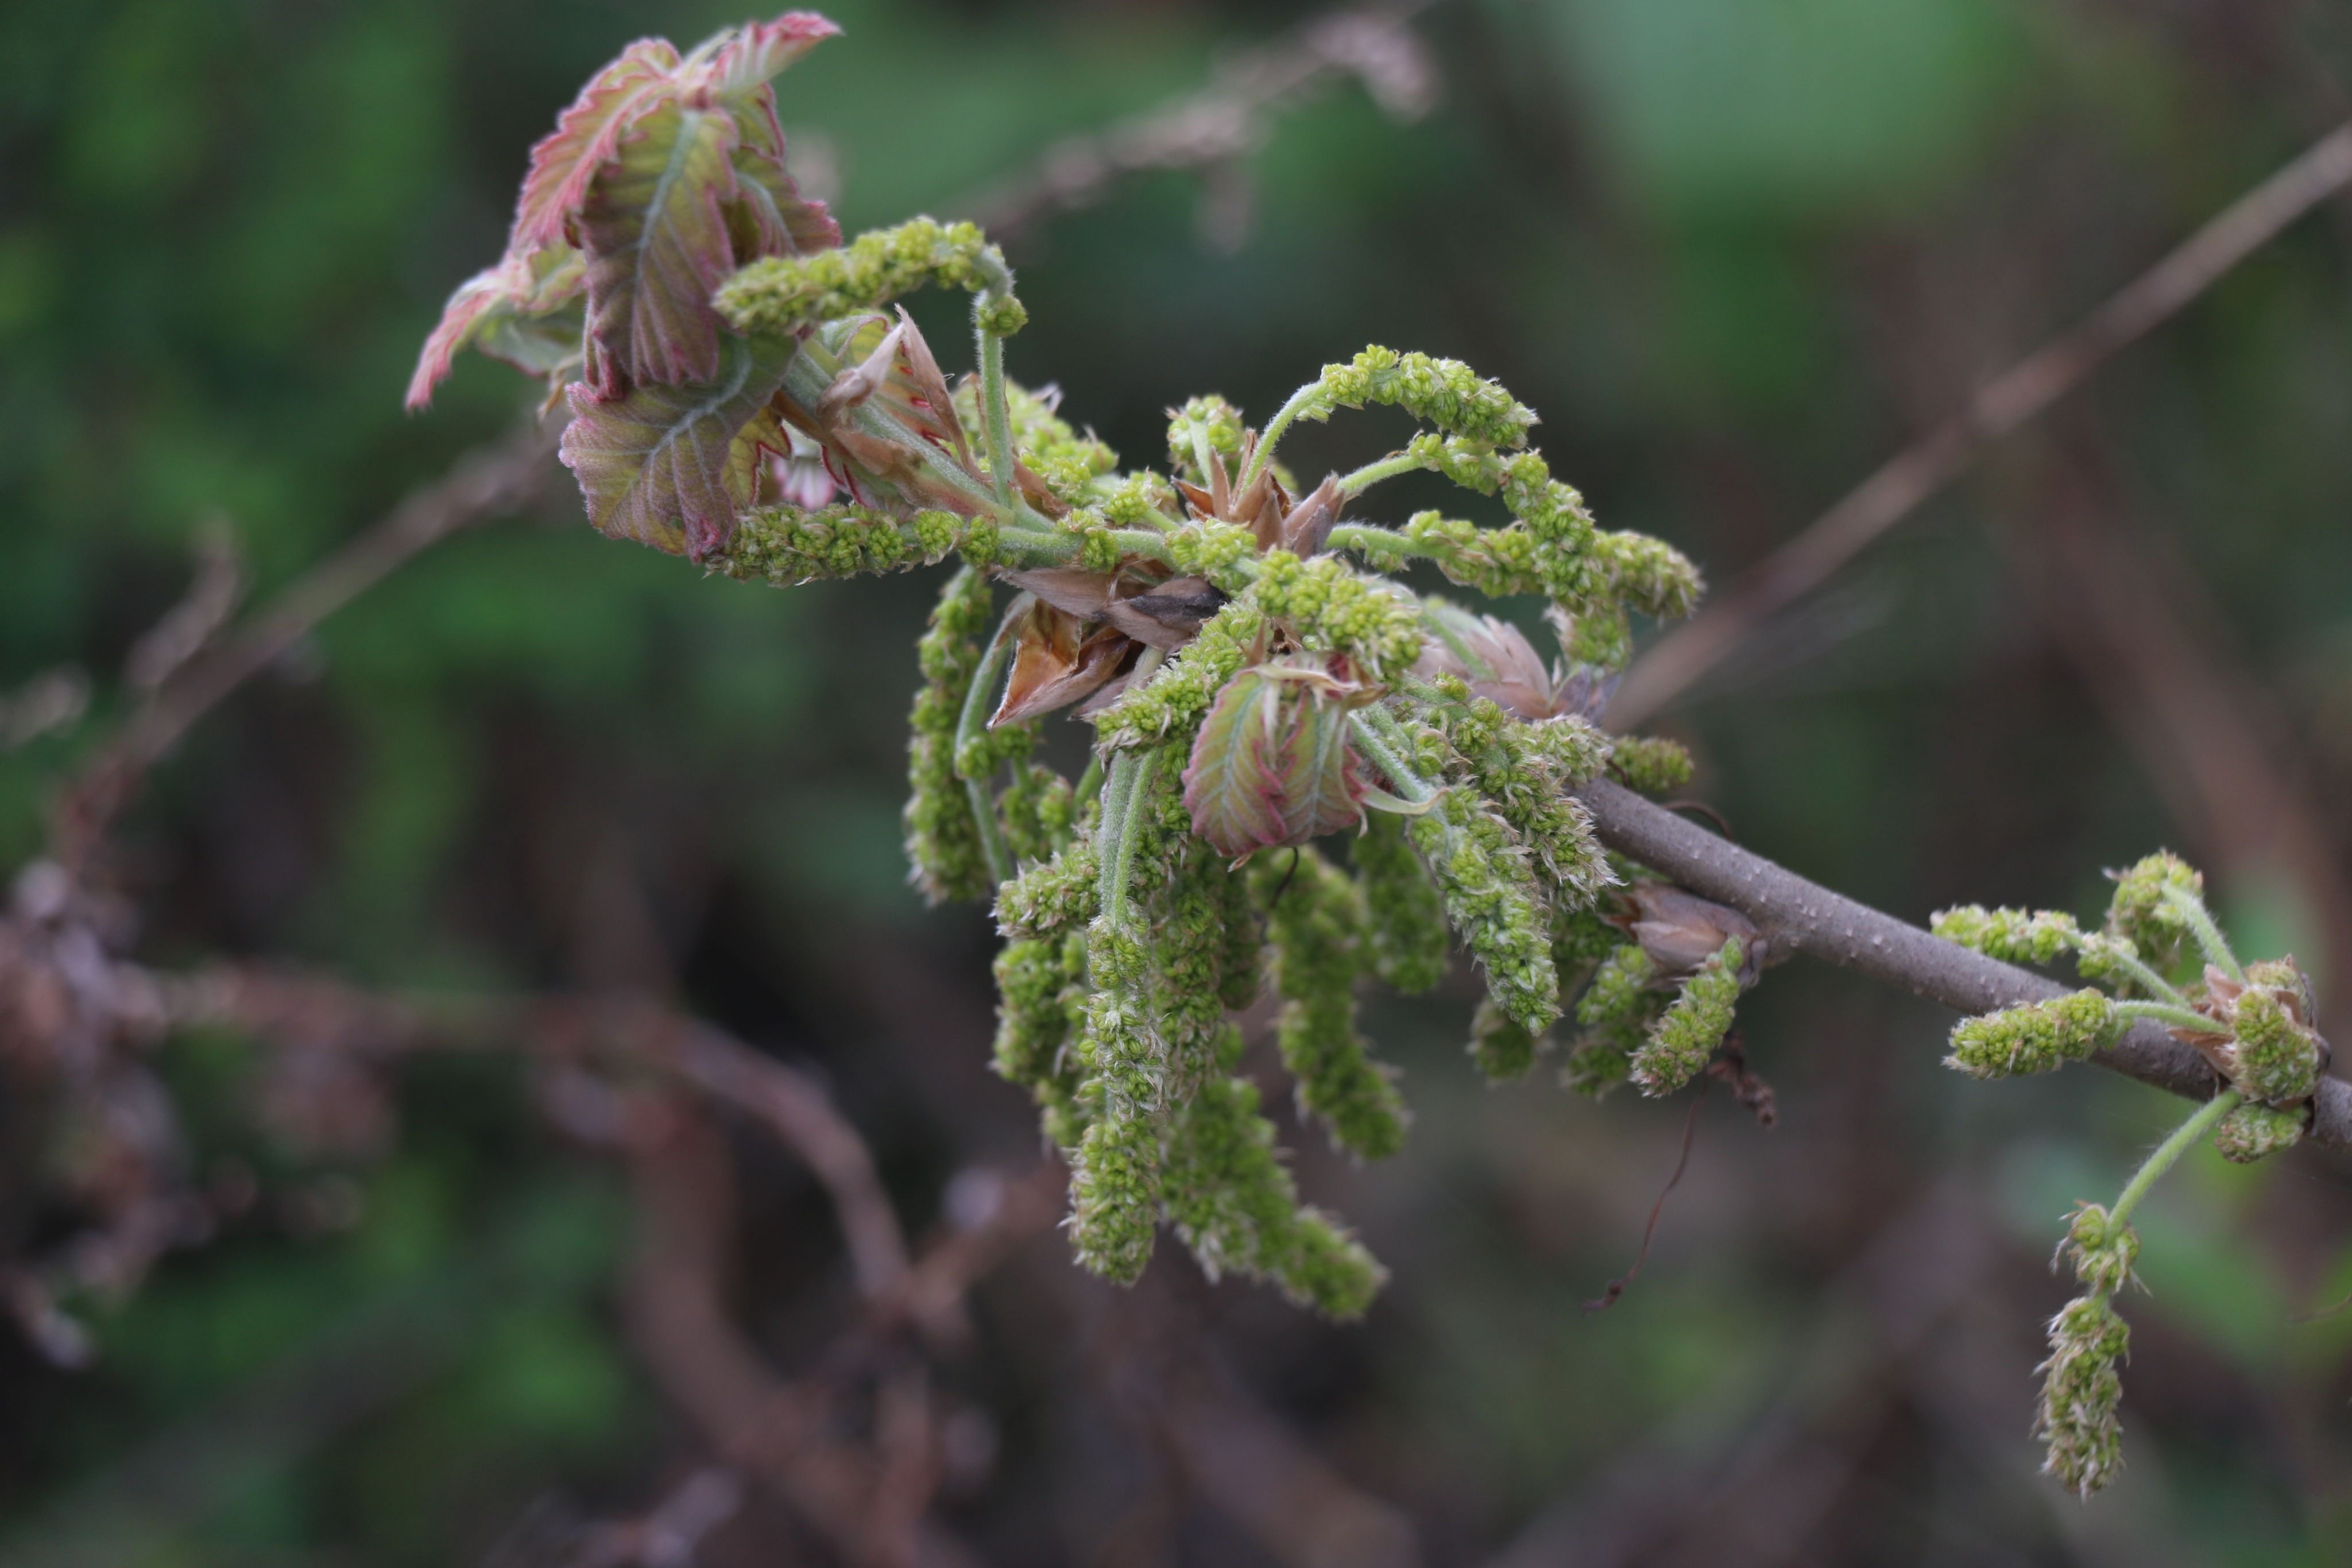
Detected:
left=1609, top=120, right=2352, bottom=729
left=961, top=0, right=1439, bottom=247
left=52, top=415, right=558, bottom=868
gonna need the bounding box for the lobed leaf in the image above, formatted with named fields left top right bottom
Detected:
left=558, top=331, right=796, bottom=558
left=580, top=102, right=743, bottom=394
left=511, top=39, right=683, bottom=250
left=405, top=243, right=586, bottom=410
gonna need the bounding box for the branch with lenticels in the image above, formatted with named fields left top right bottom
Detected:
left=1576, top=777, right=2352, bottom=1151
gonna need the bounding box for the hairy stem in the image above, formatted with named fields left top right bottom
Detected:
left=1240, top=379, right=1324, bottom=490
left=1573, top=777, right=2352, bottom=1151
left=2110, top=1089, right=2242, bottom=1228
left=955, top=603, right=1022, bottom=888
left=2112, top=999, right=2222, bottom=1035
left=1335, top=451, right=1427, bottom=497
left=2081, top=942, right=2191, bottom=1009
left=2163, top=885, right=2246, bottom=984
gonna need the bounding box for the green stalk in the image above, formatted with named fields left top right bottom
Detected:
left=954, top=601, right=1023, bottom=888
left=1240, top=378, right=1324, bottom=490
left=2111, top=999, right=2225, bottom=1035
left=2108, top=1088, right=2243, bottom=1229
left=1349, top=707, right=1437, bottom=805
left=1095, top=748, right=1155, bottom=930
left=2163, top=885, right=2246, bottom=984
left=1335, top=450, right=1430, bottom=497
left=976, top=312, right=1019, bottom=509
left=2082, top=941, right=2192, bottom=1008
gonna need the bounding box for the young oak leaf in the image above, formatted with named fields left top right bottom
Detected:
left=676, top=10, right=841, bottom=102
left=1183, top=668, right=1290, bottom=859
left=579, top=102, right=744, bottom=396
left=510, top=38, right=684, bottom=251
left=559, top=331, right=796, bottom=559
left=406, top=244, right=587, bottom=409
left=1267, top=662, right=1370, bottom=843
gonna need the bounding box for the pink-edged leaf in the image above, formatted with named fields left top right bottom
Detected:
left=579, top=102, right=741, bottom=393
left=1278, top=693, right=1367, bottom=842
left=510, top=39, right=682, bottom=250
left=1182, top=669, right=1290, bottom=860
left=405, top=243, right=586, bottom=410
left=559, top=330, right=795, bottom=559
left=676, top=11, right=841, bottom=102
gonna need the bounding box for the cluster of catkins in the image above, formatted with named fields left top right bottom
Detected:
left=407, top=11, right=1771, bottom=1317
left=1935, top=853, right=2329, bottom=1493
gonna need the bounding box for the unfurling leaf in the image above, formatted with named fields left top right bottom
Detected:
left=512, top=40, right=683, bottom=248
left=405, top=244, right=586, bottom=410
left=559, top=332, right=796, bottom=558
left=1183, top=658, right=1374, bottom=858
left=1183, top=669, right=1289, bottom=858
left=579, top=102, right=744, bottom=394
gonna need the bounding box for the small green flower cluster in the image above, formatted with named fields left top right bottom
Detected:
left=1607, top=734, right=1695, bottom=797
left=1945, top=989, right=2118, bottom=1078
left=904, top=566, right=999, bottom=904
left=1251, top=551, right=1425, bottom=682
left=1289, top=347, right=1537, bottom=450
left=1423, top=686, right=1610, bottom=905
left=1558, top=921, right=1753, bottom=1098
left=718, top=502, right=966, bottom=584
left=1352, top=811, right=1449, bottom=995
left=715, top=216, right=1018, bottom=336
left=1631, top=938, right=1743, bottom=1094
left=1167, top=395, right=1247, bottom=468
left=1168, top=520, right=1263, bottom=587
left=1259, top=849, right=1410, bottom=1159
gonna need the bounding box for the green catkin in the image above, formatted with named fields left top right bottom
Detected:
left=995, top=841, right=1101, bottom=938
left=1150, top=834, right=1237, bottom=1087
left=1260, top=848, right=1409, bottom=1160
left=1630, top=937, right=1743, bottom=1095
left=1067, top=986, right=1165, bottom=1284
left=1159, top=1048, right=1387, bottom=1319
left=1945, top=990, right=2118, bottom=1078
left=1931, top=905, right=2083, bottom=966
left=1251, top=550, right=1425, bottom=682
left=1288, top=347, right=1538, bottom=450
left=904, top=566, right=997, bottom=903
left=1437, top=694, right=1612, bottom=906
left=1551, top=901, right=1624, bottom=974
left=1607, top=734, right=1695, bottom=796
left=1469, top=998, right=1545, bottom=1081
left=1562, top=1018, right=1644, bottom=1098
left=715, top=216, right=1014, bottom=334
left=1091, top=593, right=1267, bottom=750
left=1408, top=788, right=1560, bottom=1033
left=717, top=503, right=965, bottom=583
left=1353, top=811, right=1449, bottom=994
left=2103, top=851, right=2203, bottom=972
left=2038, top=1295, right=2130, bottom=1497
left=1577, top=944, right=1657, bottom=1027
left=1212, top=857, right=1264, bottom=1009
left=1000, top=759, right=1076, bottom=865
left=2214, top=1101, right=2307, bottom=1163
left=992, top=938, right=1085, bottom=1144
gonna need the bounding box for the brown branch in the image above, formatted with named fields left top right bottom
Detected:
left=1575, top=777, right=2352, bottom=1150
left=959, top=0, right=1438, bottom=244
left=54, top=415, right=558, bottom=868
left=1608, top=121, right=2352, bottom=729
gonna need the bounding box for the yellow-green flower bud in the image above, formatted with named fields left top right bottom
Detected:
left=1630, top=937, right=1742, bottom=1095
left=2060, top=1203, right=2139, bottom=1295
left=2213, top=1101, right=2307, bottom=1163
left=1946, top=990, right=2117, bottom=1078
